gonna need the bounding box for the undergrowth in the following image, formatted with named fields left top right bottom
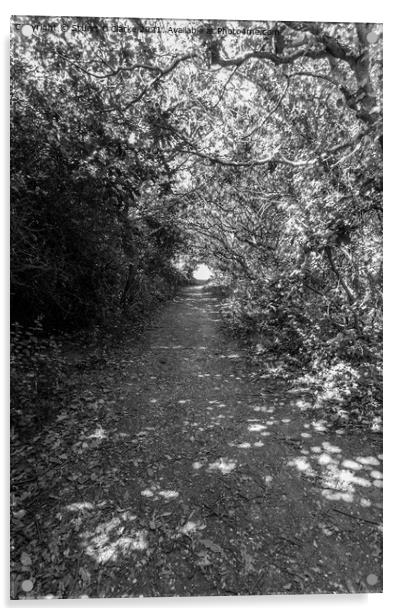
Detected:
left=219, top=277, right=382, bottom=431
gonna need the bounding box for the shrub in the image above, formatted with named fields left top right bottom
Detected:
left=10, top=318, right=66, bottom=433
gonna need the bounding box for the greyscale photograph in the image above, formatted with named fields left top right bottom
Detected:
left=10, top=15, right=382, bottom=599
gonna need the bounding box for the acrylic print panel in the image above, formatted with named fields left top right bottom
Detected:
left=10, top=15, right=382, bottom=599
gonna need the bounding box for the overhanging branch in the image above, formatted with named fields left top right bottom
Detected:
left=177, top=131, right=367, bottom=169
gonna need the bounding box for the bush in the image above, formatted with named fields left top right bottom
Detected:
left=219, top=274, right=382, bottom=428
left=10, top=318, right=66, bottom=433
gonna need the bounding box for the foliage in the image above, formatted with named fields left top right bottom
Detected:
left=11, top=20, right=186, bottom=329
left=10, top=17, right=382, bottom=427
left=9, top=18, right=383, bottom=599
left=10, top=319, right=66, bottom=433
left=10, top=275, right=382, bottom=598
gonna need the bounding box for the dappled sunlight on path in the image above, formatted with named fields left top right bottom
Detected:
left=13, top=284, right=382, bottom=598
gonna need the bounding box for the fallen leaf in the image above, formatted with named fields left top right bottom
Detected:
left=79, top=567, right=91, bottom=583
left=20, top=552, right=32, bottom=567
left=241, top=547, right=255, bottom=575
left=14, top=509, right=26, bottom=519
left=197, top=551, right=211, bottom=567
left=199, top=538, right=226, bottom=556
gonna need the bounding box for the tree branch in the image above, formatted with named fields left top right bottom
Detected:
left=177, top=131, right=367, bottom=169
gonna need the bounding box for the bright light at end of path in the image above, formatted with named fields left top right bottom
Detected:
left=193, top=264, right=213, bottom=280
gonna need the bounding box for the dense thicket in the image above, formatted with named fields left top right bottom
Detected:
left=11, top=23, right=186, bottom=329
left=11, top=18, right=382, bottom=428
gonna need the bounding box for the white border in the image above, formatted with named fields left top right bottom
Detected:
left=2, top=1, right=396, bottom=614
left=1, top=1, right=387, bottom=21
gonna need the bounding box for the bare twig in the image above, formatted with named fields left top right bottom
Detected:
left=331, top=507, right=380, bottom=526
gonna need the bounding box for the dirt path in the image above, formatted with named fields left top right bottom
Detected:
left=11, top=285, right=382, bottom=598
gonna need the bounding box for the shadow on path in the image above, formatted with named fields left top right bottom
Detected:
left=11, top=285, right=382, bottom=598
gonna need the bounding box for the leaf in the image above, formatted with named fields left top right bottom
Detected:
left=241, top=547, right=255, bottom=575
left=197, top=551, right=211, bottom=567
left=149, top=512, right=160, bottom=530
left=199, top=538, right=226, bottom=556
left=14, top=509, right=26, bottom=519
left=72, top=518, right=83, bottom=531
left=79, top=567, right=91, bottom=583
left=20, top=552, right=32, bottom=567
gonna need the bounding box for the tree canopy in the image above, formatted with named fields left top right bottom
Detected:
left=11, top=17, right=382, bottom=421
